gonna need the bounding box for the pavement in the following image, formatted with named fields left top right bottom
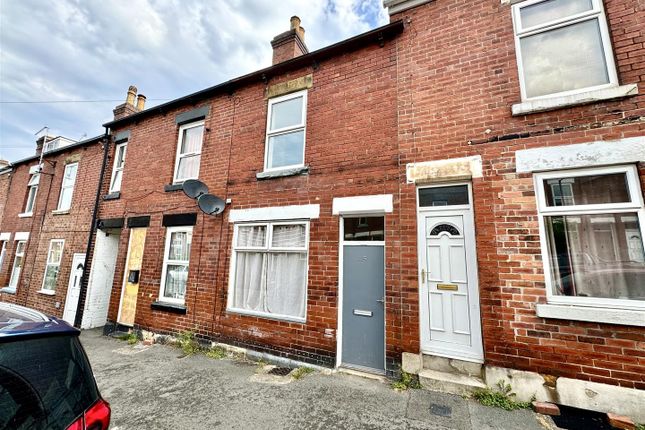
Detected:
left=80, top=329, right=554, bottom=430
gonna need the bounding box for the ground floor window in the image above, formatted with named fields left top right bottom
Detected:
left=42, top=240, right=64, bottom=291
left=536, top=165, right=645, bottom=307
left=7, top=241, right=26, bottom=290
left=228, top=221, right=308, bottom=321
left=159, top=226, right=192, bottom=304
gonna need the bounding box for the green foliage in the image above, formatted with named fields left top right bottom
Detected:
left=291, top=367, right=315, bottom=380
left=472, top=381, right=534, bottom=411
left=118, top=332, right=138, bottom=345
left=205, top=346, right=227, bottom=360
left=178, top=331, right=200, bottom=356
left=391, top=370, right=422, bottom=391
left=635, top=424, right=645, bottom=430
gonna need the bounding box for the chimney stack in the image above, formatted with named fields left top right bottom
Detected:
left=113, top=85, right=142, bottom=120
left=271, top=16, right=308, bottom=65
left=136, top=93, right=147, bottom=111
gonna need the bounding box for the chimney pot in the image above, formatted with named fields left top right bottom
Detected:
left=290, top=16, right=301, bottom=30
left=136, top=94, right=146, bottom=111
left=126, top=85, right=137, bottom=107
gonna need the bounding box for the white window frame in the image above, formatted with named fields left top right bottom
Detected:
left=22, top=173, right=40, bottom=216
left=0, top=240, right=7, bottom=272
left=109, top=142, right=127, bottom=193
left=159, top=226, right=193, bottom=305
left=7, top=240, right=26, bottom=290
left=41, top=239, right=65, bottom=292
left=511, top=0, right=619, bottom=101
left=227, top=220, right=309, bottom=322
left=535, top=165, right=645, bottom=311
left=56, top=163, right=79, bottom=211
left=173, top=121, right=204, bottom=184
left=263, top=90, right=308, bottom=172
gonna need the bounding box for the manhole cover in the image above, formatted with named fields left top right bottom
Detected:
left=268, top=367, right=293, bottom=376
left=429, top=403, right=452, bottom=417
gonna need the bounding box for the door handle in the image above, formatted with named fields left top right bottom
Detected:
left=376, top=297, right=385, bottom=304
left=421, top=269, right=426, bottom=283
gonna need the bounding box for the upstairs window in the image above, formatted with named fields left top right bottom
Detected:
left=535, top=166, right=645, bottom=309
left=173, top=121, right=204, bottom=183
left=264, top=90, right=307, bottom=171
left=23, top=172, right=40, bottom=215
left=110, top=142, right=127, bottom=193
left=8, top=241, right=26, bottom=290
left=512, top=0, right=618, bottom=100
left=42, top=240, right=64, bottom=292
left=159, top=226, right=193, bottom=304
left=57, top=163, right=78, bottom=211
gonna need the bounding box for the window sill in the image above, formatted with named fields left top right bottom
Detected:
left=511, top=83, right=639, bottom=116
left=256, top=165, right=309, bottom=180
left=227, top=307, right=306, bottom=324
left=103, top=191, right=121, bottom=201
left=536, top=303, right=645, bottom=327
left=37, top=289, right=56, bottom=296
left=0, top=287, right=16, bottom=294
left=18, top=213, right=33, bottom=218
left=52, top=209, right=70, bottom=215
left=151, top=300, right=187, bottom=314
left=164, top=183, right=184, bottom=192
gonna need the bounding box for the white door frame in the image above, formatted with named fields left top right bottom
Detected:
left=416, top=182, right=484, bottom=363
left=116, top=229, right=135, bottom=326
left=63, top=253, right=86, bottom=325
left=336, top=214, right=387, bottom=372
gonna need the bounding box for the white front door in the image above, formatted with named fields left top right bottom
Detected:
left=63, top=253, right=86, bottom=325
left=418, top=184, right=483, bottom=362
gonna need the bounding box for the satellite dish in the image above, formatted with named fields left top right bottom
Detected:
left=182, top=179, right=209, bottom=199
left=197, top=194, right=225, bottom=215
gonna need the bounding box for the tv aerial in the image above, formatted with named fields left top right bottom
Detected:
left=182, top=179, right=225, bottom=216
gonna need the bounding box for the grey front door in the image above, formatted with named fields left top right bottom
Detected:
left=341, top=245, right=385, bottom=372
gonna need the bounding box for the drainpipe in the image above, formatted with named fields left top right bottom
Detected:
left=73, top=126, right=110, bottom=328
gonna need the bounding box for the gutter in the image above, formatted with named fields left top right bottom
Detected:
left=73, top=127, right=111, bottom=328
left=103, top=20, right=404, bottom=129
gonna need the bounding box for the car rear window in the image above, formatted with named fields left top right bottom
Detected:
left=0, top=335, right=99, bottom=430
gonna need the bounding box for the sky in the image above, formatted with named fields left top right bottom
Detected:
left=0, top=0, right=388, bottom=162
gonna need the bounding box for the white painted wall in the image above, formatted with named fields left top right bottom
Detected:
left=81, top=231, right=120, bottom=329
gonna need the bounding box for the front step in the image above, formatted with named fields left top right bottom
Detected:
left=419, top=369, right=487, bottom=396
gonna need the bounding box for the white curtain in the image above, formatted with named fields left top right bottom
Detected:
left=266, top=253, right=306, bottom=317
left=233, top=252, right=266, bottom=311
left=232, top=223, right=307, bottom=318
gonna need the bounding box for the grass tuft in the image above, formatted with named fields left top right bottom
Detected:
left=205, top=346, right=228, bottom=360
left=635, top=424, right=645, bottom=430
left=472, top=381, right=534, bottom=411
left=178, top=331, right=201, bottom=356
left=391, top=370, right=422, bottom=391
left=291, top=367, right=315, bottom=380
left=118, top=332, right=138, bottom=345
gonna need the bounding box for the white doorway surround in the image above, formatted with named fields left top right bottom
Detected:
left=63, top=253, right=86, bottom=325
left=417, top=183, right=483, bottom=363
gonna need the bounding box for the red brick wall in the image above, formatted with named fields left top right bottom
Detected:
left=100, top=41, right=404, bottom=368
left=0, top=143, right=103, bottom=317
left=391, top=0, right=644, bottom=388
left=0, top=162, right=38, bottom=301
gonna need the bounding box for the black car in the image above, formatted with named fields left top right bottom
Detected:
left=0, top=302, right=110, bottom=430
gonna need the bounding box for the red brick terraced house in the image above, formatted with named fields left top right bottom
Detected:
left=2, top=0, right=641, bottom=421
left=0, top=135, right=107, bottom=327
